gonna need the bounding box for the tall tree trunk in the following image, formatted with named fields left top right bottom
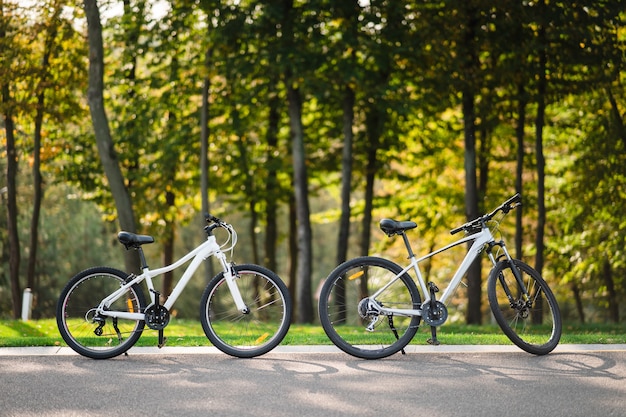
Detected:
left=515, top=82, right=526, bottom=260
left=288, top=84, right=313, bottom=323
left=282, top=0, right=312, bottom=323
left=28, top=3, right=61, bottom=297
left=333, top=85, right=355, bottom=322
left=358, top=107, right=383, bottom=300
left=1, top=0, right=20, bottom=318
left=232, top=107, right=260, bottom=265
left=200, top=31, right=214, bottom=281
left=531, top=0, right=548, bottom=325
left=84, top=0, right=137, bottom=273
left=360, top=107, right=380, bottom=259
left=264, top=81, right=280, bottom=274
left=337, top=85, right=355, bottom=265
left=460, top=1, right=481, bottom=324
left=288, top=195, right=298, bottom=323
left=534, top=0, right=547, bottom=278
left=2, top=83, right=21, bottom=319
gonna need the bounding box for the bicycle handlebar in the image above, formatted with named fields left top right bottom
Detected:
left=450, top=193, right=522, bottom=235
left=204, top=213, right=227, bottom=235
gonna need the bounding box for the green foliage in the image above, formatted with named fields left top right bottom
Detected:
left=2, top=0, right=625, bottom=323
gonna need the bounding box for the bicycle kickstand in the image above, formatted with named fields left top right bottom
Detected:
left=388, top=315, right=406, bottom=355
left=427, top=282, right=441, bottom=346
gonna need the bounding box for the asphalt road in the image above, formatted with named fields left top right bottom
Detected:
left=1, top=346, right=624, bottom=417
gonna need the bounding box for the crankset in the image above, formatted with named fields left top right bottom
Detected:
left=145, top=303, right=170, bottom=330
left=421, top=300, right=448, bottom=326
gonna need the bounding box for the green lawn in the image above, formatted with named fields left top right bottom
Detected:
left=1, top=319, right=624, bottom=348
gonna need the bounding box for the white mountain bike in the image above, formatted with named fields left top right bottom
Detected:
left=318, top=194, right=562, bottom=359
left=57, top=215, right=292, bottom=359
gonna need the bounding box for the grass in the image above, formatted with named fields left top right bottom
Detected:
left=1, top=319, right=625, bottom=348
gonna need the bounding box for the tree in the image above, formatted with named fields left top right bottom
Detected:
left=1, top=0, right=25, bottom=318
left=456, top=0, right=482, bottom=324
left=83, top=0, right=138, bottom=272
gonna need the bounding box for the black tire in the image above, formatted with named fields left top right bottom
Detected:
left=56, top=267, right=146, bottom=359
left=487, top=259, right=562, bottom=355
left=318, top=256, right=422, bottom=359
left=200, top=264, right=292, bottom=358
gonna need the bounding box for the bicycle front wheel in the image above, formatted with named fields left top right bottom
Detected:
left=56, top=267, right=146, bottom=359
left=318, top=256, right=422, bottom=359
left=200, top=264, right=292, bottom=358
left=488, top=259, right=562, bottom=355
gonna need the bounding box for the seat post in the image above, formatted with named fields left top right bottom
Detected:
left=136, top=247, right=149, bottom=270
left=400, top=232, right=416, bottom=258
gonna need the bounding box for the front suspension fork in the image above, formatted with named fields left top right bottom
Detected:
left=487, top=242, right=531, bottom=306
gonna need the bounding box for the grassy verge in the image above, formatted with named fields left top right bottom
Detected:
left=1, top=319, right=624, bottom=348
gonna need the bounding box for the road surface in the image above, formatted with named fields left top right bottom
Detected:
left=0, top=345, right=624, bottom=417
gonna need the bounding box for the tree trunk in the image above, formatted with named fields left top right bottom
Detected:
left=1, top=0, right=20, bottom=318
left=460, top=1, right=481, bottom=324
left=232, top=107, right=260, bottom=265
left=360, top=107, right=380, bottom=259
left=264, top=81, right=280, bottom=274
left=281, top=0, right=312, bottom=323
left=161, top=191, right=175, bottom=299
left=84, top=0, right=137, bottom=273
left=288, top=84, right=313, bottom=323
left=288, top=195, right=298, bottom=323
left=534, top=0, right=547, bottom=279
left=200, top=29, right=214, bottom=281
left=337, top=85, right=355, bottom=265
left=2, top=82, right=21, bottom=319
left=515, top=82, right=526, bottom=260
left=570, top=282, right=585, bottom=323
left=28, top=3, right=61, bottom=296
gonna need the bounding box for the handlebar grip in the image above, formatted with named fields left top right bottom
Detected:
left=205, top=213, right=222, bottom=224
left=504, top=193, right=521, bottom=206
left=450, top=225, right=464, bottom=235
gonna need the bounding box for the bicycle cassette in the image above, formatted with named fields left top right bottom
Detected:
left=421, top=301, right=448, bottom=326
left=144, top=304, right=170, bottom=330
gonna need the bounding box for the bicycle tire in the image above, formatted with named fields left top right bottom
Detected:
left=56, top=267, right=146, bottom=359
left=318, top=256, right=422, bottom=359
left=199, top=264, right=292, bottom=358
left=487, top=259, right=562, bottom=355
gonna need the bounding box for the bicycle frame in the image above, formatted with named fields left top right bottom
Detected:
left=372, top=225, right=512, bottom=318
left=94, top=234, right=247, bottom=321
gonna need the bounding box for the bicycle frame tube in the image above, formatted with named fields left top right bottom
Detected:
left=374, top=227, right=495, bottom=317
left=97, top=234, right=247, bottom=320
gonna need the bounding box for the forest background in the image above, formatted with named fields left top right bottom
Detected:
left=1, top=0, right=625, bottom=326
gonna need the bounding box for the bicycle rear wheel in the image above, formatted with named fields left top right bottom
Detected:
left=488, top=259, right=562, bottom=355
left=200, top=264, right=292, bottom=358
left=318, top=256, right=421, bottom=359
left=56, top=267, right=146, bottom=359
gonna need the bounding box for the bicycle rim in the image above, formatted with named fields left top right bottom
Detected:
left=318, top=257, right=421, bottom=359
left=200, top=264, right=292, bottom=358
left=56, top=267, right=146, bottom=359
left=488, top=260, right=562, bottom=355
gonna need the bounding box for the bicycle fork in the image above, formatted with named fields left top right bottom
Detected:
left=487, top=242, right=532, bottom=307
left=214, top=251, right=249, bottom=314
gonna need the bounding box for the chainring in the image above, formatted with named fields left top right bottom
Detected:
left=144, top=304, right=170, bottom=330
left=422, top=300, right=448, bottom=326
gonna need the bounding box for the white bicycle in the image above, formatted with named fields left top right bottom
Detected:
left=318, top=194, right=562, bottom=359
left=57, top=215, right=292, bottom=359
